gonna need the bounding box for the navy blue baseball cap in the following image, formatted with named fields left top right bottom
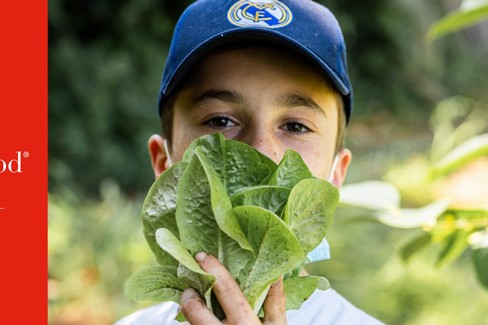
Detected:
left=158, top=0, right=353, bottom=123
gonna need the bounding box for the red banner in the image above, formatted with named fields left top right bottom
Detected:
left=0, top=0, right=47, bottom=322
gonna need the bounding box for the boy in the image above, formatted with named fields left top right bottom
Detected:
left=117, top=0, right=383, bottom=324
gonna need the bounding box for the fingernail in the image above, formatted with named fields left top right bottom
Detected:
left=195, top=252, right=207, bottom=262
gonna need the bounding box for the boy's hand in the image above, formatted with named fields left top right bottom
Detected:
left=180, top=252, right=287, bottom=325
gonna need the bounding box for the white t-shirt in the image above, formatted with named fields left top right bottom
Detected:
left=115, top=289, right=383, bottom=325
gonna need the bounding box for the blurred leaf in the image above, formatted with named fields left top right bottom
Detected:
left=450, top=208, right=488, bottom=220
left=377, top=200, right=450, bottom=229
left=429, top=96, right=483, bottom=162
left=469, top=229, right=488, bottom=249
left=436, top=230, right=470, bottom=268
left=472, top=247, right=488, bottom=289
left=431, top=134, right=488, bottom=177
left=428, top=0, right=488, bottom=40
left=400, top=232, right=433, bottom=262
left=340, top=181, right=401, bottom=210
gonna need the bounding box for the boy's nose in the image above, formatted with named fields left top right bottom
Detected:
left=237, top=129, right=281, bottom=164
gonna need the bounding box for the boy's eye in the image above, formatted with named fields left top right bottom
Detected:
left=204, top=116, right=237, bottom=128
left=283, top=122, right=311, bottom=133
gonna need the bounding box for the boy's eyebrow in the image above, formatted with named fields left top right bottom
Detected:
left=277, top=93, right=326, bottom=115
left=191, top=89, right=247, bottom=109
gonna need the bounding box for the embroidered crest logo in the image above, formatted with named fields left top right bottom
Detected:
left=228, top=0, right=293, bottom=28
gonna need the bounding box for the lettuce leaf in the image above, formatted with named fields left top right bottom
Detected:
left=127, top=133, right=339, bottom=318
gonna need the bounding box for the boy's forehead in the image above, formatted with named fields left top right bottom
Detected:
left=184, top=44, right=337, bottom=94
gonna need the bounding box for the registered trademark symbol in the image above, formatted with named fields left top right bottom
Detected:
left=23, top=151, right=30, bottom=158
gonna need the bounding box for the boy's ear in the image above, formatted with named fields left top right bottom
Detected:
left=148, top=134, right=171, bottom=178
left=330, top=148, right=352, bottom=189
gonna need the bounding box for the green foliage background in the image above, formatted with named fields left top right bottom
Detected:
left=48, top=0, right=488, bottom=324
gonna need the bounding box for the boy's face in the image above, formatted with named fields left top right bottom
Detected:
left=149, top=46, right=351, bottom=186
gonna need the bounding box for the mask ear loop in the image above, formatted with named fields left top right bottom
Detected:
left=328, top=154, right=339, bottom=183
left=163, top=139, right=173, bottom=167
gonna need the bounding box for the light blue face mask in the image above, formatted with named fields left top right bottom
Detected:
left=164, top=140, right=338, bottom=262
left=307, top=238, right=331, bottom=261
